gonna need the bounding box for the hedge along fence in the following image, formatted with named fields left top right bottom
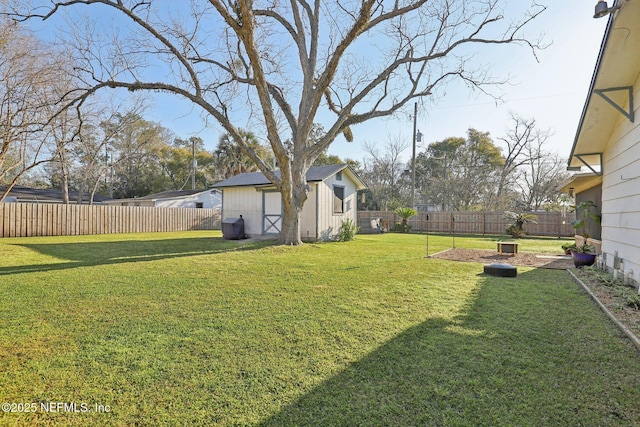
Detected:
left=0, top=203, right=221, bottom=238
left=358, top=210, right=576, bottom=238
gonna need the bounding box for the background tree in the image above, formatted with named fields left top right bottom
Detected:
left=361, top=136, right=410, bottom=210
left=103, top=113, right=169, bottom=199
left=414, top=137, right=464, bottom=211
left=416, top=131, right=504, bottom=211
left=493, top=112, right=570, bottom=212
left=450, top=129, right=504, bottom=211
left=0, top=18, right=67, bottom=199
left=7, top=1, right=545, bottom=243
left=160, top=137, right=216, bottom=190
left=213, top=130, right=275, bottom=181
left=491, top=113, right=548, bottom=211
left=518, top=150, right=569, bottom=211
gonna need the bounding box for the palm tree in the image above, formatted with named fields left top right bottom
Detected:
left=503, top=211, right=538, bottom=238
left=395, top=207, right=418, bottom=233
left=214, top=130, right=274, bottom=179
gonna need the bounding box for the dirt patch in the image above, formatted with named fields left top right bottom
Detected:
left=430, top=248, right=573, bottom=270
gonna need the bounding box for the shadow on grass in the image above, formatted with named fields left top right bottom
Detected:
left=259, top=267, right=640, bottom=426
left=0, top=237, right=276, bottom=276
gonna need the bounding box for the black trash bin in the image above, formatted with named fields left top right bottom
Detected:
left=222, top=215, right=245, bottom=240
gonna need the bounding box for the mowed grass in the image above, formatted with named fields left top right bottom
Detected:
left=1, top=231, right=639, bottom=426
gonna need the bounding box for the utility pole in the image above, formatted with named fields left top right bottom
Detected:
left=411, top=102, right=417, bottom=209
left=191, top=138, right=196, bottom=190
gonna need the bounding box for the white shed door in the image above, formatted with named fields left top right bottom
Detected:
left=263, top=191, right=282, bottom=234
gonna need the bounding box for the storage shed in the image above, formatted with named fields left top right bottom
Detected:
left=212, top=164, right=366, bottom=241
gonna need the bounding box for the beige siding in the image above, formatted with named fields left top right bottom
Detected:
left=221, top=187, right=263, bottom=236
left=300, top=184, right=317, bottom=241
left=601, top=80, right=640, bottom=283
left=316, top=174, right=358, bottom=241
left=219, top=170, right=361, bottom=241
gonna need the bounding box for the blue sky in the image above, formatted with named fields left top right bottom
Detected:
left=96, top=1, right=609, bottom=165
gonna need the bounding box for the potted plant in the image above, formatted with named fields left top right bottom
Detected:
left=569, top=201, right=600, bottom=267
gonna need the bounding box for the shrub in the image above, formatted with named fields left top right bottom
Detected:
left=617, top=287, right=640, bottom=310
left=337, top=218, right=359, bottom=242
left=506, top=224, right=525, bottom=238
left=392, top=222, right=412, bottom=233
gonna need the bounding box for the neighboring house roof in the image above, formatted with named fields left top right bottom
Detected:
left=131, top=189, right=216, bottom=201
left=568, top=0, right=640, bottom=172
left=0, top=185, right=111, bottom=203
left=212, top=164, right=367, bottom=190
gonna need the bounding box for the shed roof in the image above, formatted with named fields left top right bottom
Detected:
left=212, top=164, right=367, bottom=190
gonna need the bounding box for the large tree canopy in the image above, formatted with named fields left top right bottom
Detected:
left=5, top=0, right=545, bottom=244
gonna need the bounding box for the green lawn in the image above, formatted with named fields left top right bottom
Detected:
left=1, top=231, right=639, bottom=426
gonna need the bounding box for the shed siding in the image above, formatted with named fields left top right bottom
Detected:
left=218, top=168, right=362, bottom=241
left=601, top=81, right=640, bottom=283
left=300, top=184, right=317, bottom=241
left=221, top=187, right=263, bottom=236
left=316, top=174, right=358, bottom=241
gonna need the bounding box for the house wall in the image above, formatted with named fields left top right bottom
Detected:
left=316, top=173, right=358, bottom=241
left=576, top=184, right=602, bottom=240
left=155, top=191, right=221, bottom=209
left=220, top=187, right=263, bottom=236
left=116, top=200, right=154, bottom=207
left=600, top=79, right=640, bottom=285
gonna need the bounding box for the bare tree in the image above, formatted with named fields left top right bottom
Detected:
left=518, top=146, right=570, bottom=212
left=0, top=19, right=64, bottom=199
left=490, top=113, right=548, bottom=210
left=495, top=113, right=569, bottom=212
left=361, top=136, right=410, bottom=210
left=6, top=1, right=545, bottom=243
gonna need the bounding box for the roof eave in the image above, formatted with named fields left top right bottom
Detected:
left=568, top=7, right=616, bottom=169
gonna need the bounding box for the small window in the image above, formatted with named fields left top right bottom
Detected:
left=336, top=171, right=343, bottom=181
left=333, top=186, right=344, bottom=213
left=195, top=202, right=204, bottom=209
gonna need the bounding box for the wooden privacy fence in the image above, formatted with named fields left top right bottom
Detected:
left=358, top=210, right=576, bottom=237
left=0, top=203, right=221, bottom=238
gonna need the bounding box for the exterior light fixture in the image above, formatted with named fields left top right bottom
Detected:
left=594, top=0, right=621, bottom=18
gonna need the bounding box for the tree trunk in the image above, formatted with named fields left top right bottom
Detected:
left=279, top=200, right=303, bottom=245
left=277, top=163, right=308, bottom=245
left=58, top=151, right=70, bottom=205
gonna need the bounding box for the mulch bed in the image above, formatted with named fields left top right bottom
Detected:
left=572, top=268, right=640, bottom=337
left=430, top=248, right=573, bottom=270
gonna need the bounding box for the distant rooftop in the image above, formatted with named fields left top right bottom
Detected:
left=1, top=185, right=111, bottom=204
